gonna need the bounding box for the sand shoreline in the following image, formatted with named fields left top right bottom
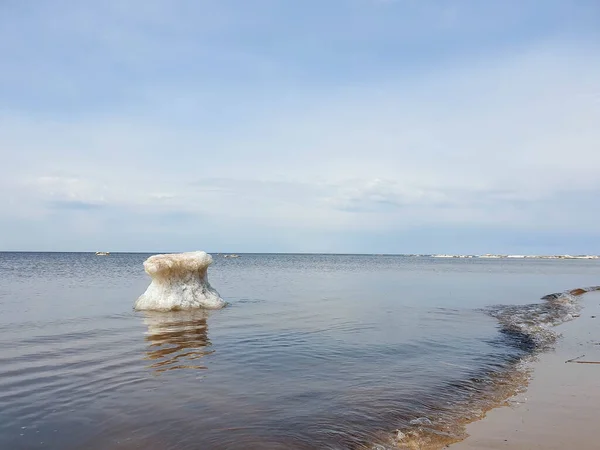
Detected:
left=449, top=290, right=600, bottom=449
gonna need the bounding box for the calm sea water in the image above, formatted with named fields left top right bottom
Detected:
left=0, top=253, right=598, bottom=449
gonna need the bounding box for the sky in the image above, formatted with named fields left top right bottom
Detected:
left=1, top=0, right=600, bottom=254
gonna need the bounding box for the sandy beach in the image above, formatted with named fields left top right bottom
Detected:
left=450, top=291, right=600, bottom=450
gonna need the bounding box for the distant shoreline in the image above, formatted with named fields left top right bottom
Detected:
left=429, top=253, right=599, bottom=259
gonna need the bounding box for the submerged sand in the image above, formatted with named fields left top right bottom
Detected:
left=450, top=291, right=600, bottom=450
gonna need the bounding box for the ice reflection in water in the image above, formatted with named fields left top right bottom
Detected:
left=142, top=311, right=213, bottom=373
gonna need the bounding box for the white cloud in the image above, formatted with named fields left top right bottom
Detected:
left=1, top=6, right=599, bottom=251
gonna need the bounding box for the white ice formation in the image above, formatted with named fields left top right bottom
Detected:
left=134, top=251, right=225, bottom=311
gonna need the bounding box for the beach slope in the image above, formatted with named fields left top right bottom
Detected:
left=451, top=291, right=600, bottom=449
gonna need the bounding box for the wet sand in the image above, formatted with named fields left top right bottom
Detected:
left=450, top=291, right=600, bottom=450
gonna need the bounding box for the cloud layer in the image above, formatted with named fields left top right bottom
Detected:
left=1, top=1, right=600, bottom=253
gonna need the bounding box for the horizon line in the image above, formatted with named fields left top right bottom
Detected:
left=0, top=251, right=599, bottom=257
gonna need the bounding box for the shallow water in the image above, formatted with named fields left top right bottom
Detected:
left=0, top=253, right=598, bottom=449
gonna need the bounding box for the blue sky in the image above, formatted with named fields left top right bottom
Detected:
left=1, top=0, right=600, bottom=253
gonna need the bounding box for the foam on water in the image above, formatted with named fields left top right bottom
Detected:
left=134, top=251, right=225, bottom=311
left=489, top=285, right=600, bottom=351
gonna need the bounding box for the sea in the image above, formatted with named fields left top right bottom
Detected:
left=0, top=252, right=598, bottom=449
